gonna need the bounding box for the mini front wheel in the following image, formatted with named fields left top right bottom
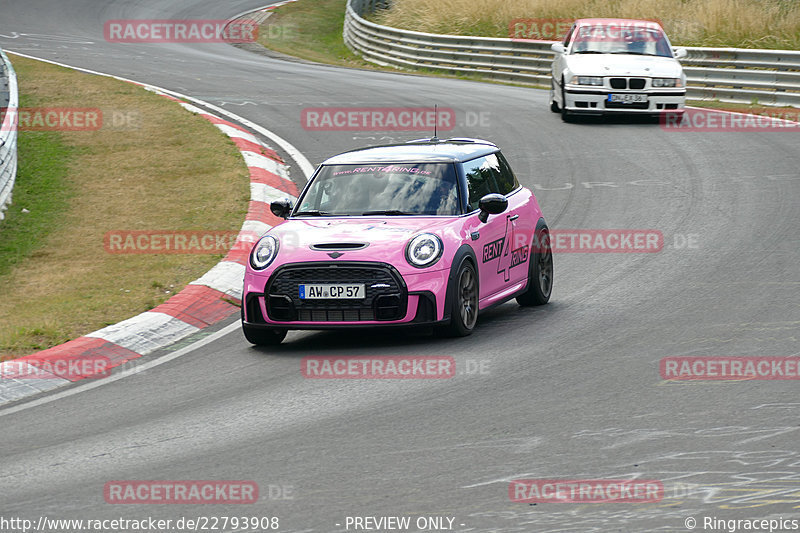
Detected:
left=242, top=324, right=287, bottom=346
left=442, top=260, right=479, bottom=337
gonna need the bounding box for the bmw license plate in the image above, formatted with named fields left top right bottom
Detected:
left=299, top=284, right=365, bottom=299
left=608, top=93, right=648, bottom=103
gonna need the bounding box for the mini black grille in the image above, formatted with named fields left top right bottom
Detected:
left=298, top=308, right=374, bottom=321
left=265, top=262, right=407, bottom=322
left=245, top=294, right=267, bottom=324
left=610, top=78, right=627, bottom=89
left=629, top=78, right=646, bottom=90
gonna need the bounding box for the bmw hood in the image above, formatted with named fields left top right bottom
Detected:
left=566, top=54, right=683, bottom=78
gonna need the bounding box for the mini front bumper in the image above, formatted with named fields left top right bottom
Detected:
left=242, top=292, right=446, bottom=330
left=242, top=262, right=451, bottom=330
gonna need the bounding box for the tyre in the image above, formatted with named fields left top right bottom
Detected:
left=517, top=222, right=553, bottom=306
left=560, top=82, right=573, bottom=123
left=242, top=323, right=287, bottom=346
left=550, top=81, right=560, bottom=113
left=442, top=259, right=479, bottom=337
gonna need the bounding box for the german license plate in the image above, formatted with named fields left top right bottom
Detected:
left=299, top=284, right=365, bottom=299
left=608, top=93, right=648, bottom=103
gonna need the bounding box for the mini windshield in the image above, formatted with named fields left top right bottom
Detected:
left=571, top=24, right=673, bottom=57
left=294, top=163, right=461, bottom=216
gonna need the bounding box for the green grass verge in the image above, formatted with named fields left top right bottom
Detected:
left=257, top=0, right=364, bottom=67
left=373, top=0, right=800, bottom=50
left=0, top=56, right=249, bottom=358
left=0, top=131, right=75, bottom=277
left=255, top=0, right=524, bottom=85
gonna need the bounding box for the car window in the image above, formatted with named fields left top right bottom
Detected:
left=295, top=163, right=461, bottom=216
left=463, top=153, right=514, bottom=211
left=563, top=24, right=575, bottom=47
left=571, top=24, right=673, bottom=57
left=495, top=152, right=520, bottom=195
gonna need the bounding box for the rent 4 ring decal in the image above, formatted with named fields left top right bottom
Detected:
left=482, top=216, right=529, bottom=282
left=510, top=245, right=529, bottom=268
left=482, top=237, right=504, bottom=263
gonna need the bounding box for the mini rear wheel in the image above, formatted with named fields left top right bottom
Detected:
left=517, top=222, right=553, bottom=306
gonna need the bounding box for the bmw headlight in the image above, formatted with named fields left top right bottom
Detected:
left=406, top=233, right=443, bottom=268
left=250, top=235, right=279, bottom=270
left=571, top=76, right=604, bottom=86
left=652, top=78, right=681, bottom=87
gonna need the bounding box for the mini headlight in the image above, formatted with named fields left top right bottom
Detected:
left=572, top=76, right=604, bottom=86
left=406, top=233, right=443, bottom=268
left=250, top=235, right=279, bottom=270
left=652, top=78, right=680, bottom=87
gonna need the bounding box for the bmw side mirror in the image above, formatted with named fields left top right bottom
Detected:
left=551, top=43, right=566, bottom=54
left=673, top=47, right=687, bottom=59
left=478, top=193, right=508, bottom=223
left=270, top=198, right=293, bottom=219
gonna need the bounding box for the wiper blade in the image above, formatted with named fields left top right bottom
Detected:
left=361, top=210, right=413, bottom=216
left=610, top=51, right=659, bottom=56
left=293, top=210, right=333, bottom=216
left=573, top=50, right=605, bottom=54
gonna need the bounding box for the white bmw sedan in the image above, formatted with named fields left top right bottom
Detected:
left=550, top=18, right=687, bottom=121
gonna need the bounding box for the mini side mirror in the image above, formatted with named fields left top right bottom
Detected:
left=478, top=193, right=508, bottom=223
left=551, top=43, right=566, bottom=54
left=270, top=198, right=293, bottom=219
left=673, top=47, right=687, bottom=59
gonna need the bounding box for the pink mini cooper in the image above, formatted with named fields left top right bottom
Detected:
left=241, top=138, right=553, bottom=345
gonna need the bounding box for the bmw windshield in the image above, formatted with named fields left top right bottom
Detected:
left=571, top=23, right=674, bottom=57
left=294, top=163, right=461, bottom=216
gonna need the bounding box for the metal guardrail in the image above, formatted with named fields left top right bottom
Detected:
left=344, top=0, right=800, bottom=107
left=0, top=48, right=19, bottom=221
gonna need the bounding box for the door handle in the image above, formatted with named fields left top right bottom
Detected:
left=509, top=214, right=519, bottom=221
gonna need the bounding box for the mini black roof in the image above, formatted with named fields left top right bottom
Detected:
left=321, top=138, right=500, bottom=165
